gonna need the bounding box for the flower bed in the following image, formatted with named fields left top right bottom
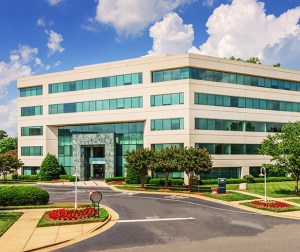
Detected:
left=249, top=200, right=291, bottom=210
left=45, top=207, right=96, bottom=222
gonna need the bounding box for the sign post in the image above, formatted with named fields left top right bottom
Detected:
left=89, top=191, right=102, bottom=218
left=197, top=175, right=201, bottom=193
left=73, top=165, right=79, bottom=209
left=124, top=171, right=127, bottom=189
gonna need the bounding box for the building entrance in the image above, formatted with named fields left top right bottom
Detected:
left=93, top=164, right=105, bottom=179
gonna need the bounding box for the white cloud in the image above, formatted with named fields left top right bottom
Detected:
left=37, top=17, right=46, bottom=27
left=35, top=57, right=51, bottom=70
left=203, top=0, right=215, bottom=7
left=148, top=12, right=194, bottom=55
left=95, top=0, right=193, bottom=37
left=53, top=60, right=62, bottom=67
left=0, top=99, right=17, bottom=137
left=46, top=0, right=63, bottom=6
left=195, top=0, right=300, bottom=63
left=262, top=31, right=300, bottom=70
left=37, top=17, right=54, bottom=27
left=0, top=45, right=38, bottom=93
left=45, top=30, right=65, bottom=55
left=81, top=17, right=98, bottom=32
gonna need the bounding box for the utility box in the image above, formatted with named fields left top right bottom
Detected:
left=217, top=178, right=226, bottom=194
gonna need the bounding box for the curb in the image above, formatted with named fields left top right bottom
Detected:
left=21, top=205, right=118, bottom=252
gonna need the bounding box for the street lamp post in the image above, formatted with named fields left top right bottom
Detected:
left=259, top=167, right=267, bottom=202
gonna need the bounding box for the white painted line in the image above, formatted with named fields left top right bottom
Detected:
left=118, top=217, right=195, bottom=223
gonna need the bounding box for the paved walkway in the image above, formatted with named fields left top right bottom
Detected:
left=37, top=180, right=110, bottom=188
left=0, top=205, right=117, bottom=252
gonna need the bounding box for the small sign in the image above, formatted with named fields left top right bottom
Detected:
left=124, top=172, right=127, bottom=178
left=197, top=175, right=201, bottom=181
left=89, top=191, right=102, bottom=203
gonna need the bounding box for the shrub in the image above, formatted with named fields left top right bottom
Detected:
left=105, top=177, right=125, bottom=183
left=170, top=179, right=184, bottom=186
left=59, top=175, right=79, bottom=182
left=243, top=175, right=255, bottom=183
left=39, top=154, right=61, bottom=181
left=200, top=178, right=245, bottom=185
left=145, top=175, right=151, bottom=184
left=0, top=186, right=49, bottom=206
left=11, top=174, right=18, bottom=180
left=18, top=175, right=38, bottom=181
left=254, top=177, right=293, bottom=183
left=126, top=167, right=140, bottom=184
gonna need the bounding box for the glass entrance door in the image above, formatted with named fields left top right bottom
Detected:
left=93, top=164, right=105, bottom=179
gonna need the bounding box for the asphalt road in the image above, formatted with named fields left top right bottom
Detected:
left=38, top=185, right=300, bottom=252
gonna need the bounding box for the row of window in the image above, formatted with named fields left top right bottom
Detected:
left=195, top=93, right=300, bottom=112
left=21, top=146, right=43, bottom=156
left=195, top=143, right=260, bottom=155
left=48, top=73, right=143, bottom=94
left=151, top=118, right=184, bottom=131
left=21, top=106, right=43, bottom=117
left=150, top=92, right=184, bottom=106
left=195, top=118, right=284, bottom=132
left=22, top=166, right=40, bottom=175
left=151, top=143, right=184, bottom=150
left=21, top=126, right=43, bottom=136
left=152, top=67, right=300, bottom=92
left=49, top=96, right=143, bottom=114
left=20, top=86, right=43, bottom=97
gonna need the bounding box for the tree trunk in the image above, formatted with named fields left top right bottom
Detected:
left=189, top=172, right=194, bottom=192
left=295, top=177, right=299, bottom=194
left=164, top=173, right=169, bottom=189
left=141, top=174, right=145, bottom=188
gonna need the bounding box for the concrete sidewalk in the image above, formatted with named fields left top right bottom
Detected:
left=0, top=205, right=117, bottom=252
left=37, top=180, right=110, bottom=188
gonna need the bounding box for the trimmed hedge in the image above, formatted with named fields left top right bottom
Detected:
left=200, top=177, right=293, bottom=185
left=18, top=175, right=38, bottom=181
left=149, top=178, right=184, bottom=186
left=105, top=177, right=125, bottom=183
left=126, top=167, right=140, bottom=184
left=0, top=186, right=49, bottom=206
left=59, top=175, right=79, bottom=182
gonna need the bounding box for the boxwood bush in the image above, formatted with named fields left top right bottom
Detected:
left=18, top=175, right=38, bottom=181
left=59, top=175, right=79, bottom=182
left=105, top=177, right=125, bottom=182
left=0, top=186, right=49, bottom=206
left=149, top=178, right=184, bottom=186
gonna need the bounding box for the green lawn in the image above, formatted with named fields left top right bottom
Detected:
left=202, top=192, right=259, bottom=202
left=287, top=198, right=300, bottom=204
left=0, top=212, right=23, bottom=236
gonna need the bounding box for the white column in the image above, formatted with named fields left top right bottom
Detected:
left=241, top=166, right=250, bottom=178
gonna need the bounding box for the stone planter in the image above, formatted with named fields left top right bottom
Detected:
left=239, top=182, right=248, bottom=190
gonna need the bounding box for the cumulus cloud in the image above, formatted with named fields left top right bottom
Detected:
left=148, top=12, right=194, bottom=55
left=95, top=0, right=193, bottom=37
left=46, top=0, right=63, bottom=6
left=262, top=31, right=300, bottom=70
left=45, top=30, right=65, bottom=55
left=0, top=99, right=17, bottom=137
left=0, top=45, right=38, bottom=93
left=196, top=0, right=300, bottom=62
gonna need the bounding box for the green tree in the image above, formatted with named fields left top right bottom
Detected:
left=39, top=153, right=61, bottom=181
left=273, top=63, right=281, bottom=67
left=151, top=147, right=180, bottom=189
left=0, top=137, right=17, bottom=154
left=259, top=121, right=300, bottom=194
left=179, top=147, right=213, bottom=192
left=125, top=148, right=154, bottom=188
left=0, top=150, right=23, bottom=181
left=0, top=130, right=8, bottom=140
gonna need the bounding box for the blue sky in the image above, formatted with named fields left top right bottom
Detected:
left=0, top=0, right=300, bottom=136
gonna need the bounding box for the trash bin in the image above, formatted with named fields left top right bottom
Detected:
left=217, top=178, right=226, bottom=194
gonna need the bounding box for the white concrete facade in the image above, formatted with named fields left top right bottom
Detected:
left=17, top=53, right=300, bottom=179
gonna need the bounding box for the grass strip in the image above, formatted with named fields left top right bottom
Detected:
left=0, top=212, right=23, bottom=236
left=37, top=208, right=109, bottom=227
left=202, top=192, right=259, bottom=202
left=287, top=198, right=300, bottom=204
left=240, top=202, right=300, bottom=212
left=0, top=202, right=91, bottom=210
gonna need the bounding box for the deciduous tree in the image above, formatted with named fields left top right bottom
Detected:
left=0, top=137, right=17, bottom=154
left=260, top=121, right=300, bottom=194
left=0, top=150, right=23, bottom=181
